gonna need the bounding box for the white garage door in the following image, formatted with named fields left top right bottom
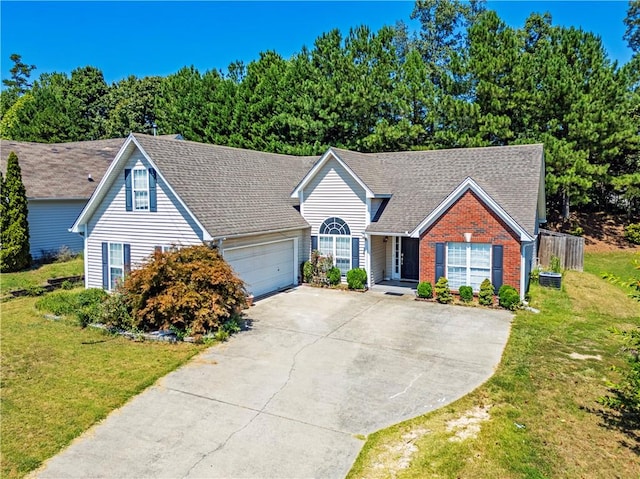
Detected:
left=224, top=240, right=295, bottom=298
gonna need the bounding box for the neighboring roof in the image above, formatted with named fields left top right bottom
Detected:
left=330, top=144, right=544, bottom=238
left=74, top=134, right=317, bottom=238
left=0, top=138, right=126, bottom=200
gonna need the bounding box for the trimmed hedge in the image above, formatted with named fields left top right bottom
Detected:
left=346, top=268, right=367, bottom=290
left=417, top=281, right=433, bottom=298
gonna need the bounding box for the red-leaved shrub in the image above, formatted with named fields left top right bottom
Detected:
left=121, top=245, right=247, bottom=334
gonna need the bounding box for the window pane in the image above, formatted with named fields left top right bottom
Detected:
left=336, top=258, right=350, bottom=276
left=447, top=266, right=466, bottom=290
left=335, top=236, right=350, bottom=258
left=470, top=243, right=491, bottom=269
left=319, top=236, right=333, bottom=256
left=470, top=268, right=490, bottom=291
left=109, top=243, right=123, bottom=266
left=447, top=242, right=466, bottom=266
left=133, top=169, right=148, bottom=189
left=110, top=267, right=123, bottom=290
left=135, top=191, right=149, bottom=210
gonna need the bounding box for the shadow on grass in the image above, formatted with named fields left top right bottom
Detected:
left=582, top=405, right=640, bottom=456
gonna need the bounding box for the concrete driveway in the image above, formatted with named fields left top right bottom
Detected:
left=35, top=287, right=512, bottom=479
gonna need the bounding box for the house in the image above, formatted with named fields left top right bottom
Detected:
left=0, top=138, right=126, bottom=258
left=0, top=135, right=182, bottom=260
left=71, top=134, right=546, bottom=299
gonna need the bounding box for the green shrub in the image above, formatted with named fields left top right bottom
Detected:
left=346, top=268, right=367, bottom=290
left=120, top=245, right=246, bottom=335
left=327, top=266, right=341, bottom=286
left=550, top=255, right=562, bottom=273
left=303, top=260, right=314, bottom=283
left=36, top=291, right=78, bottom=316
left=624, top=223, right=640, bottom=245
left=36, top=288, right=108, bottom=325
left=60, top=280, right=74, bottom=290
left=498, top=284, right=521, bottom=310
left=478, top=279, right=495, bottom=306
left=434, top=277, right=453, bottom=304
left=417, top=281, right=432, bottom=298
left=459, top=285, right=473, bottom=303
left=530, top=266, right=541, bottom=284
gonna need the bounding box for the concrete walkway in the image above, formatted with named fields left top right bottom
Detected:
left=34, top=287, right=512, bottom=479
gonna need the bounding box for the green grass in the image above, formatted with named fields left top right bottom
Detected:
left=0, top=257, right=84, bottom=292
left=348, top=252, right=640, bottom=479
left=584, top=250, right=639, bottom=294
left=1, top=295, right=205, bottom=479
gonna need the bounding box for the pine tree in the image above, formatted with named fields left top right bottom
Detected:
left=1, top=151, right=31, bottom=272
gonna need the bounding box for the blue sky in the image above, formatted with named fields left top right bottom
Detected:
left=0, top=1, right=633, bottom=86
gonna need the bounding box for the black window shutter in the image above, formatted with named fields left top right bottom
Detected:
left=102, top=242, right=109, bottom=289
left=351, top=237, right=360, bottom=269
left=124, top=169, right=132, bottom=211
left=149, top=168, right=157, bottom=212
left=124, top=244, right=131, bottom=274
left=435, top=242, right=445, bottom=283
left=311, top=235, right=318, bottom=252
left=492, top=245, right=503, bottom=289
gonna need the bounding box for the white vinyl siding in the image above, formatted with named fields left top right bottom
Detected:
left=447, top=242, right=491, bottom=291
left=370, top=234, right=387, bottom=284
left=28, top=199, right=86, bottom=258
left=300, top=156, right=367, bottom=270
left=85, top=150, right=204, bottom=288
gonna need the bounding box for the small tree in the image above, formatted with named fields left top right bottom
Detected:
left=1, top=151, right=31, bottom=272
left=459, top=285, right=474, bottom=303
left=435, top=277, right=453, bottom=304
left=478, top=279, right=495, bottom=306
left=417, top=281, right=433, bottom=298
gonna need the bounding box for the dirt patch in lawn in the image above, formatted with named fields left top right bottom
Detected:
left=446, top=405, right=491, bottom=442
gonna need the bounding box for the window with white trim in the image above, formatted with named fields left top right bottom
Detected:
left=132, top=168, right=149, bottom=211
left=109, top=243, right=124, bottom=290
left=318, top=217, right=351, bottom=276
left=446, top=242, right=491, bottom=291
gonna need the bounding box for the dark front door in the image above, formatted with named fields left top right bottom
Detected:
left=401, top=238, right=419, bottom=280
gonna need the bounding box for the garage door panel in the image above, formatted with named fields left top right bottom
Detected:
left=225, top=240, right=295, bottom=297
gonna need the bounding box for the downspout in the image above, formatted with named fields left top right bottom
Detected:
left=83, top=224, right=89, bottom=289
left=364, top=232, right=371, bottom=288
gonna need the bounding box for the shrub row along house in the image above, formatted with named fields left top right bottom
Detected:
left=68, top=134, right=545, bottom=299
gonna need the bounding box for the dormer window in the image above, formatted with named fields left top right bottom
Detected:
left=124, top=167, right=157, bottom=212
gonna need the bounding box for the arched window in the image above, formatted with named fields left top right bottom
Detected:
left=319, top=217, right=351, bottom=236
left=318, top=217, right=351, bottom=276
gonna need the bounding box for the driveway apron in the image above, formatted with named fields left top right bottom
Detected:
left=34, top=287, right=512, bottom=479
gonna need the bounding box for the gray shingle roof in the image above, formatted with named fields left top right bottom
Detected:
left=133, top=135, right=317, bottom=238
left=333, top=144, right=544, bottom=236
left=0, top=138, right=126, bottom=199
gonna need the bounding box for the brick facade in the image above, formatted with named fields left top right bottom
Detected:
left=419, top=190, right=522, bottom=292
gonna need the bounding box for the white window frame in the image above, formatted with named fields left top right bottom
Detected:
left=159, top=245, right=178, bottom=253
left=109, top=242, right=124, bottom=291
left=318, top=217, right=352, bottom=277
left=446, top=242, right=491, bottom=291
left=132, top=167, right=149, bottom=211
left=318, top=235, right=351, bottom=276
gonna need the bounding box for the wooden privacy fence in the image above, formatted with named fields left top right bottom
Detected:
left=538, top=229, right=584, bottom=271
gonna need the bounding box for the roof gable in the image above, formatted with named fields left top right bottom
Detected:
left=409, top=177, right=534, bottom=242
left=71, top=135, right=212, bottom=240
left=291, top=148, right=376, bottom=199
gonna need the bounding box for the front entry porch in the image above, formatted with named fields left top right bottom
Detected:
left=368, top=234, right=420, bottom=286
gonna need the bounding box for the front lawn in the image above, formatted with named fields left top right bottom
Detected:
left=348, top=252, right=640, bottom=478
left=0, top=296, right=204, bottom=479
left=0, top=257, right=84, bottom=292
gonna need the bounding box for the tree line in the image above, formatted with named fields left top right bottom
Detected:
left=1, top=0, right=638, bottom=220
